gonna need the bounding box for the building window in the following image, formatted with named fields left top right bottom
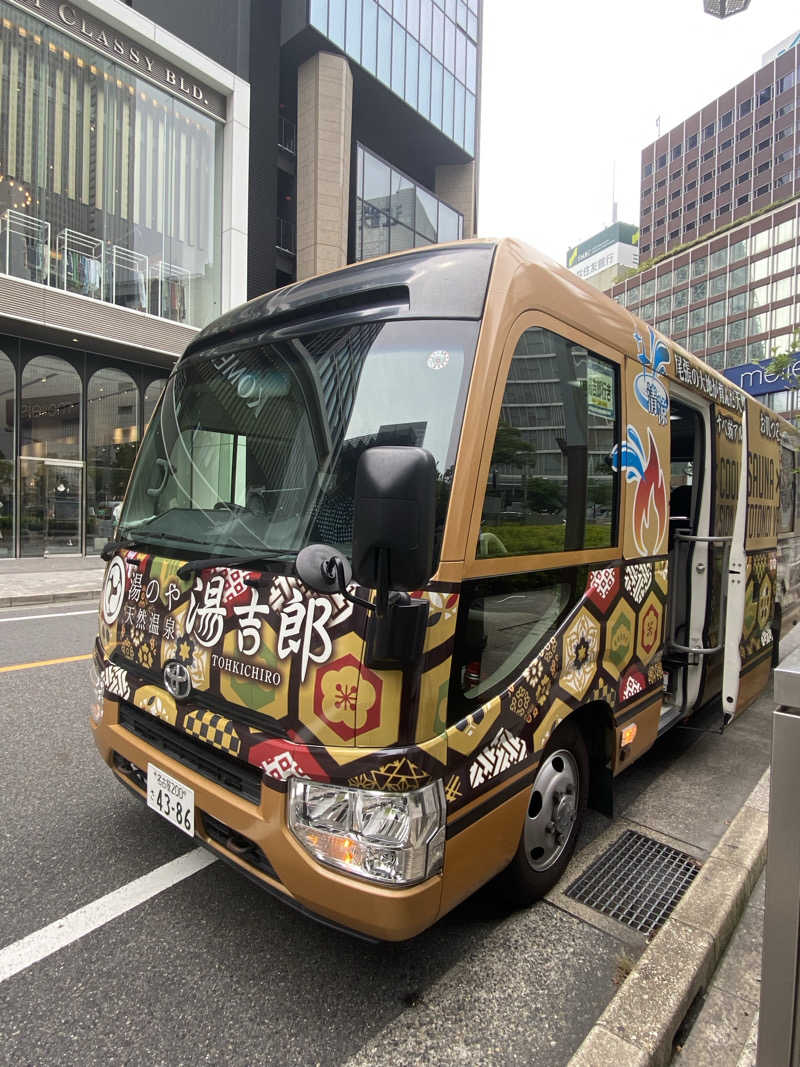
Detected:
left=757, top=137, right=772, bottom=152
left=703, top=122, right=716, bottom=140
left=778, top=71, right=795, bottom=95
left=739, top=98, right=752, bottom=117
left=725, top=345, right=756, bottom=370
left=759, top=85, right=773, bottom=106
left=0, top=9, right=223, bottom=328
left=721, top=109, right=733, bottom=129
left=657, top=153, right=667, bottom=169
left=688, top=133, right=698, bottom=149
left=20, top=355, right=82, bottom=556
left=749, top=283, right=769, bottom=308
left=729, top=264, right=748, bottom=288
left=737, top=149, right=751, bottom=163
left=355, top=144, right=462, bottom=261
left=748, top=312, right=767, bottom=335
left=643, top=162, right=653, bottom=177
left=87, top=369, right=139, bottom=553
left=672, top=144, right=682, bottom=160
left=727, top=319, right=745, bottom=342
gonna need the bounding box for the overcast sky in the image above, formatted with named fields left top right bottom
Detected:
left=477, top=0, right=800, bottom=263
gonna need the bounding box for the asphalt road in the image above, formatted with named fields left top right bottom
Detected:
left=0, top=601, right=775, bottom=1065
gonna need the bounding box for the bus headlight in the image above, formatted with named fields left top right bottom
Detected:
left=287, top=778, right=446, bottom=886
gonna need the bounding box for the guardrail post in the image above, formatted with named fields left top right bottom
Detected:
left=758, top=649, right=800, bottom=1064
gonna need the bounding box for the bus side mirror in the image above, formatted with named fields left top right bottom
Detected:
left=352, top=446, right=437, bottom=609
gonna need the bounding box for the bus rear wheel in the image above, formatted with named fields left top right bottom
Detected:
left=498, top=722, right=588, bottom=906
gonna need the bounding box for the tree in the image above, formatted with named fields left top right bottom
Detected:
left=490, top=420, right=535, bottom=466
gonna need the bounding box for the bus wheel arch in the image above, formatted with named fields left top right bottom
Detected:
left=571, top=700, right=615, bottom=819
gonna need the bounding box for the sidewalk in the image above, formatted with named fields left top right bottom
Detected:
left=570, top=625, right=800, bottom=1066
left=0, top=556, right=106, bottom=607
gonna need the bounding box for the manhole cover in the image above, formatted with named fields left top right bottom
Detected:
left=565, top=829, right=701, bottom=936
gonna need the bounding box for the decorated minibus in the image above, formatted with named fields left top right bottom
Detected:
left=90, top=239, right=799, bottom=940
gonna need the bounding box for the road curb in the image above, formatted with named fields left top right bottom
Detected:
left=568, top=767, right=770, bottom=1067
left=0, top=588, right=102, bottom=608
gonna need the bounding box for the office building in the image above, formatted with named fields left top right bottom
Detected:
left=0, top=0, right=249, bottom=558
left=128, top=0, right=481, bottom=293
left=0, top=0, right=480, bottom=558
left=610, top=33, right=800, bottom=410
left=566, top=222, right=639, bottom=292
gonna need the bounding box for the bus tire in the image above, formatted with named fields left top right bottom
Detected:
left=497, top=721, right=588, bottom=906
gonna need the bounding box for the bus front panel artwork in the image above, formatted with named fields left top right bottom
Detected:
left=89, top=239, right=799, bottom=940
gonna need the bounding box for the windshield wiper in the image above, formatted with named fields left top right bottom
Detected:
left=100, top=536, right=139, bottom=561
left=176, top=548, right=299, bottom=580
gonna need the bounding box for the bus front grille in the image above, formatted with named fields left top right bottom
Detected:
left=117, top=702, right=263, bottom=805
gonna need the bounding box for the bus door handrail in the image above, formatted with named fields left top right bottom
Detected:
left=668, top=532, right=733, bottom=656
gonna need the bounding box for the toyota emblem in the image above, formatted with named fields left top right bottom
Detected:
left=163, top=660, right=191, bottom=701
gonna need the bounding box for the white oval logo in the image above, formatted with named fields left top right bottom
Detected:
left=102, top=556, right=126, bottom=625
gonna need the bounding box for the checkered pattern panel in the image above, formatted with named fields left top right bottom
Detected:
left=183, top=710, right=241, bottom=757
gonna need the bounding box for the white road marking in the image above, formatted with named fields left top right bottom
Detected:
left=0, top=848, right=216, bottom=984
left=0, top=609, right=97, bottom=623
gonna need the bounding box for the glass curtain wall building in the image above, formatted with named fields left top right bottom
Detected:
left=309, top=0, right=478, bottom=155
left=0, top=0, right=247, bottom=558
left=0, top=2, right=223, bottom=327
left=355, top=143, right=462, bottom=258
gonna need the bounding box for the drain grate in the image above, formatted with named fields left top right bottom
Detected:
left=565, top=829, right=701, bottom=936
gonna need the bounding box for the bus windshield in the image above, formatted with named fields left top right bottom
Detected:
left=119, top=318, right=478, bottom=561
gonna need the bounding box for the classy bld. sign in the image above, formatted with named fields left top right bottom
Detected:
left=12, top=0, right=226, bottom=120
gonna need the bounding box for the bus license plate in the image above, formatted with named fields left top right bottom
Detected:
left=147, top=763, right=195, bottom=837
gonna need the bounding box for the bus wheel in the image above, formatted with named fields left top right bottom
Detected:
left=499, top=722, right=588, bottom=906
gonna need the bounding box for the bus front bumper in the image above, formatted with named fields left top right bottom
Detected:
left=90, top=703, right=445, bottom=942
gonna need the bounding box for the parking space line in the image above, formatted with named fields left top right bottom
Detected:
left=0, top=610, right=97, bottom=623
left=0, top=654, right=92, bottom=673
left=0, top=848, right=217, bottom=984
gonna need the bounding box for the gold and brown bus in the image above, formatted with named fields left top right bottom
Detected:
left=90, top=238, right=799, bottom=940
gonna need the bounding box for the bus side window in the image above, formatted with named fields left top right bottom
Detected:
left=448, top=571, right=577, bottom=722
left=477, top=327, right=620, bottom=558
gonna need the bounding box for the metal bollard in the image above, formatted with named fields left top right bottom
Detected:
left=759, top=650, right=800, bottom=1065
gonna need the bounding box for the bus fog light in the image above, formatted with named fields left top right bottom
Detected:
left=89, top=656, right=104, bottom=724
left=288, top=778, right=446, bottom=886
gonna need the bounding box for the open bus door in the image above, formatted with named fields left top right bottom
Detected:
left=721, top=402, right=748, bottom=724
left=663, top=392, right=742, bottom=729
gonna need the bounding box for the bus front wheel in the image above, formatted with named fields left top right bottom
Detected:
left=499, top=722, right=588, bottom=906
